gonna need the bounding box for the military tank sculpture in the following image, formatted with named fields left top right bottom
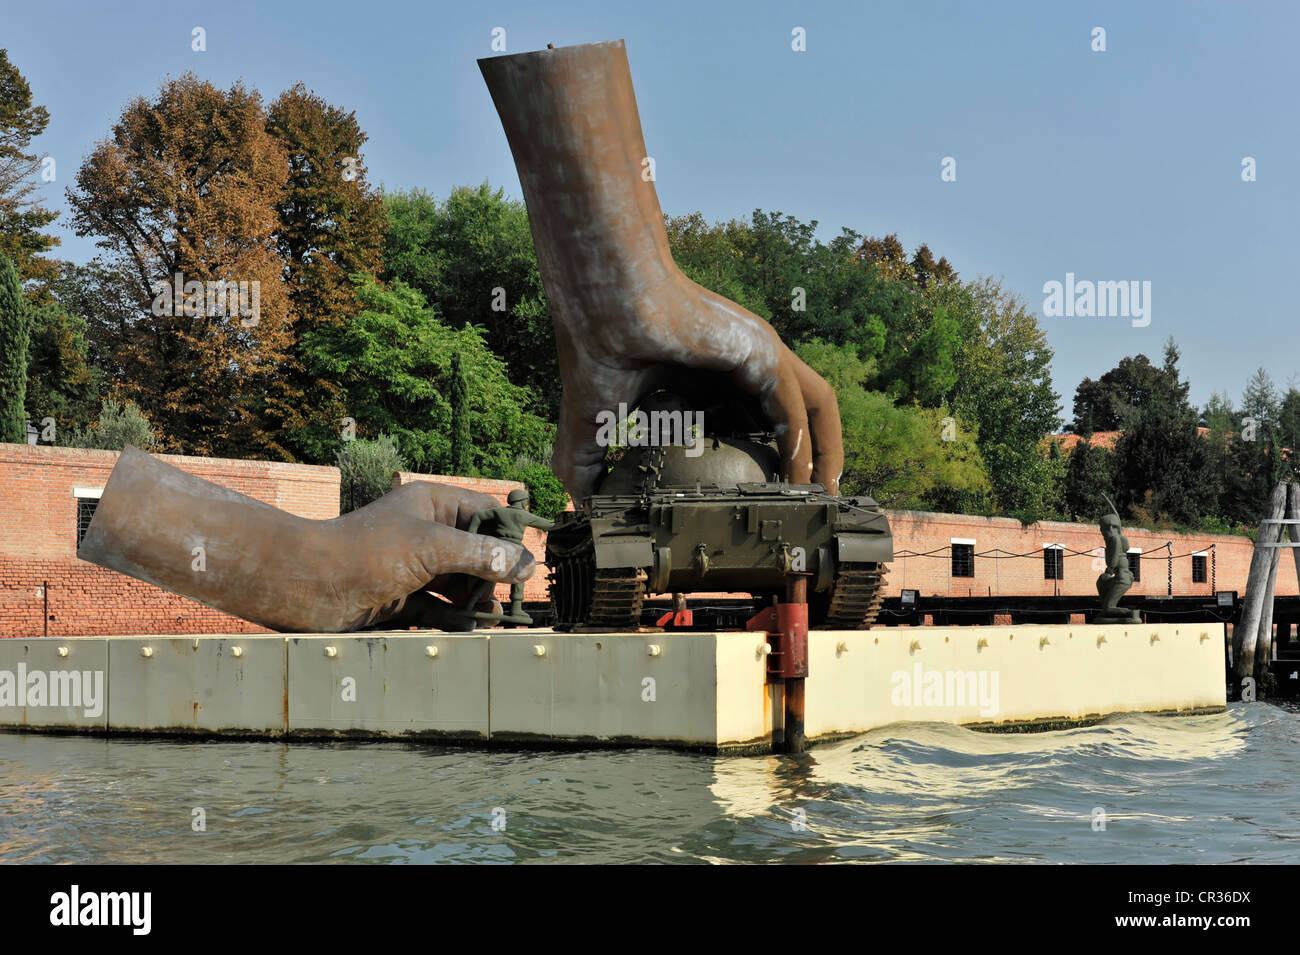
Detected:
left=546, top=395, right=893, bottom=630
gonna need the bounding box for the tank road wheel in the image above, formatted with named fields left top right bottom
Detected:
left=548, top=540, right=596, bottom=629
left=548, top=537, right=648, bottom=630
left=812, top=561, right=888, bottom=629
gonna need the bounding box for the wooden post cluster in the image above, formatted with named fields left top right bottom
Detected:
left=1234, top=482, right=1300, bottom=696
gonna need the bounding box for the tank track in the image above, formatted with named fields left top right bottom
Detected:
left=548, top=535, right=647, bottom=629
left=550, top=540, right=885, bottom=631
left=587, top=567, right=648, bottom=629
left=821, top=561, right=888, bottom=629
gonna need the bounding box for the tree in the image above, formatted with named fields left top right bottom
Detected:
left=1069, top=354, right=1171, bottom=434
left=0, top=251, right=27, bottom=441
left=383, top=184, right=556, bottom=417
left=66, top=74, right=293, bottom=459
left=1112, top=339, right=1214, bottom=524
left=665, top=211, right=772, bottom=321
left=301, top=275, right=552, bottom=475
left=24, top=301, right=98, bottom=436
left=265, top=83, right=388, bottom=462
left=1241, top=367, right=1280, bottom=433
left=1062, top=438, right=1115, bottom=521
left=856, top=233, right=913, bottom=283
left=795, top=339, right=989, bottom=508
left=449, top=350, right=471, bottom=475
left=45, top=259, right=138, bottom=378
left=668, top=209, right=1054, bottom=516
left=932, top=276, right=1063, bottom=516
left=1200, top=389, right=1236, bottom=516
left=337, top=434, right=406, bottom=513
left=1222, top=369, right=1286, bottom=523
left=1279, top=385, right=1300, bottom=480
left=0, top=50, right=59, bottom=286
left=910, top=243, right=956, bottom=289
left=65, top=397, right=158, bottom=451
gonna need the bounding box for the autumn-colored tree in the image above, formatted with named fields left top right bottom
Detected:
left=66, top=75, right=294, bottom=459
left=855, top=233, right=913, bottom=283
left=0, top=49, right=59, bottom=287
left=910, top=243, right=956, bottom=288
left=265, top=83, right=387, bottom=461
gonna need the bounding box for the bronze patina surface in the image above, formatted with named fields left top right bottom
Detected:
left=479, top=40, right=844, bottom=500
left=77, top=40, right=850, bottom=635
left=78, top=448, right=534, bottom=633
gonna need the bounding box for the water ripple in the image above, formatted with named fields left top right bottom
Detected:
left=0, top=704, right=1295, bottom=863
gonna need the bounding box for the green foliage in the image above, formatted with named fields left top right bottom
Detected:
left=1069, top=354, right=1171, bottom=434
left=1062, top=439, right=1115, bottom=522
left=336, top=433, right=406, bottom=514
left=934, top=277, right=1062, bottom=514
left=1112, top=340, right=1215, bottom=525
left=505, top=459, right=569, bottom=520
left=65, top=398, right=158, bottom=451
left=0, top=50, right=60, bottom=285
left=302, top=274, right=553, bottom=475
left=1279, top=386, right=1300, bottom=481
left=383, top=184, right=557, bottom=417
left=24, top=301, right=98, bottom=434
left=795, top=339, right=989, bottom=509
left=449, top=350, right=470, bottom=475
left=0, top=252, right=28, bottom=441
left=1194, top=514, right=1234, bottom=536
left=265, top=82, right=389, bottom=464
left=668, top=211, right=1058, bottom=517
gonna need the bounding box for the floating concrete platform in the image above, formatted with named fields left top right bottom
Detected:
left=0, top=624, right=1227, bottom=754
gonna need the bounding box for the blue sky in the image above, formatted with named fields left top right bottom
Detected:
left=5, top=0, right=1296, bottom=415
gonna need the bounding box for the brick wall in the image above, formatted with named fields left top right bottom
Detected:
left=882, top=510, right=1286, bottom=599
left=0, top=442, right=1284, bottom=635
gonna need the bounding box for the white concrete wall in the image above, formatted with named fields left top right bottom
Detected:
left=0, top=624, right=1227, bottom=751
left=804, top=624, right=1227, bottom=738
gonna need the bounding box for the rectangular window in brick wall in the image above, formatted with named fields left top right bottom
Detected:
left=1127, top=550, right=1141, bottom=581
left=76, top=498, right=98, bottom=546
left=951, top=541, right=975, bottom=578
left=1043, top=545, right=1063, bottom=580
left=1192, top=554, right=1207, bottom=583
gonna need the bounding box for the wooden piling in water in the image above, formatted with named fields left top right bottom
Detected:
left=1234, top=481, right=1288, bottom=692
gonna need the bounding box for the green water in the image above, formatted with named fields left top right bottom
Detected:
left=1, top=703, right=1297, bottom=863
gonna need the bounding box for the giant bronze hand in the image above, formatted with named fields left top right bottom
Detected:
left=479, top=40, right=844, bottom=500
left=78, top=447, right=535, bottom=633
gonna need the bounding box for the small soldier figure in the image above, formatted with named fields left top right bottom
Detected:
left=464, top=489, right=555, bottom=625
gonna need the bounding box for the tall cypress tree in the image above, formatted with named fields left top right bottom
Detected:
left=0, top=252, right=29, bottom=442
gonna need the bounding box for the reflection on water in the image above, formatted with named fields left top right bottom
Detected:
left=0, top=704, right=1296, bottom=863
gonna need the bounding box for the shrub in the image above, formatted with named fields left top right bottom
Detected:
left=65, top=398, right=158, bottom=451
left=337, top=434, right=407, bottom=513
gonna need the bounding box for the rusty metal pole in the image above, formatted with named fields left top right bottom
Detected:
left=783, top=574, right=809, bottom=753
